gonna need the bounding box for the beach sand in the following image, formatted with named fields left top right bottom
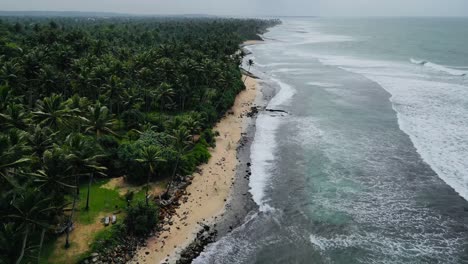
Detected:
left=130, top=75, right=258, bottom=264
left=242, top=40, right=264, bottom=46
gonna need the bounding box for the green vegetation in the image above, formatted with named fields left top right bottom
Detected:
left=76, top=180, right=125, bottom=225
left=0, top=15, right=280, bottom=263
left=125, top=202, right=158, bottom=236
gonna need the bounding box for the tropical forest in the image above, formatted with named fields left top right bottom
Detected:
left=0, top=16, right=279, bottom=263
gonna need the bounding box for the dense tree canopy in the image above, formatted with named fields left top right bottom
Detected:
left=0, top=16, right=279, bottom=263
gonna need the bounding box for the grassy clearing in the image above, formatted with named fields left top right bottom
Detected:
left=77, top=179, right=126, bottom=225
left=44, top=178, right=165, bottom=263
left=44, top=179, right=125, bottom=263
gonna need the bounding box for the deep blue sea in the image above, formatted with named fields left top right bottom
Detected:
left=194, top=17, right=468, bottom=264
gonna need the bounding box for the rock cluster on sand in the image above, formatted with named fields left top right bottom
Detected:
left=80, top=236, right=140, bottom=264
left=175, top=225, right=217, bottom=264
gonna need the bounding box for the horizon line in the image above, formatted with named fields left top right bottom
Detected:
left=0, top=10, right=467, bottom=18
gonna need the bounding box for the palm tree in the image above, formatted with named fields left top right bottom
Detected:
left=244, top=59, right=254, bottom=83
left=0, top=84, right=14, bottom=112
left=32, top=163, right=75, bottom=198
left=247, top=59, right=254, bottom=72
left=64, top=134, right=106, bottom=200
left=0, top=223, right=23, bottom=264
left=182, top=116, right=202, bottom=136
left=164, top=128, right=192, bottom=198
left=0, top=103, right=29, bottom=130
left=3, top=190, right=55, bottom=264
left=66, top=94, right=89, bottom=133
left=31, top=166, right=73, bottom=261
left=0, top=133, right=30, bottom=182
left=27, top=125, right=56, bottom=158
left=84, top=167, right=106, bottom=211
left=83, top=102, right=117, bottom=137
left=32, top=94, right=74, bottom=130
left=136, top=146, right=165, bottom=206
left=154, top=82, right=175, bottom=112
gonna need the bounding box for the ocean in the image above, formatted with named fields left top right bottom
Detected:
left=193, top=17, right=468, bottom=264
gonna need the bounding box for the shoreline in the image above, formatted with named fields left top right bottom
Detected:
left=130, top=75, right=260, bottom=264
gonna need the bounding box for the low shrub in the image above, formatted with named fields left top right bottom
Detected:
left=124, top=202, right=158, bottom=236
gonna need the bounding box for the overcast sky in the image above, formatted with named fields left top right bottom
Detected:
left=1, top=0, right=468, bottom=17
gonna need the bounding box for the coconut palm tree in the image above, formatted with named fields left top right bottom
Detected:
left=247, top=59, right=254, bottom=72
left=27, top=125, right=56, bottom=158
left=243, top=59, right=254, bottom=83
left=164, top=127, right=192, bottom=198
left=83, top=102, right=117, bottom=137
left=0, top=132, right=30, bottom=183
left=154, top=82, right=175, bottom=112
left=32, top=94, right=74, bottom=130
left=136, top=146, right=165, bottom=206
left=0, top=103, right=29, bottom=130
left=3, top=190, right=55, bottom=264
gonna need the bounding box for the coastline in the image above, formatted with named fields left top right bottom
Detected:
left=130, top=75, right=260, bottom=264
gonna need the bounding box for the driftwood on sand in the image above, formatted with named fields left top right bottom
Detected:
left=240, top=69, right=259, bottom=79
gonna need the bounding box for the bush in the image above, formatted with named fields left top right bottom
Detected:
left=200, top=128, right=217, bottom=147
left=117, top=131, right=178, bottom=182
left=181, top=141, right=211, bottom=175
left=90, top=223, right=126, bottom=253
left=121, top=109, right=144, bottom=130
left=124, top=201, right=158, bottom=236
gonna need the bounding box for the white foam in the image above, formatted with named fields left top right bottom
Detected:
left=309, top=234, right=326, bottom=250
left=306, top=82, right=342, bottom=87
left=298, top=33, right=355, bottom=44
left=318, top=55, right=468, bottom=201
left=424, top=62, right=467, bottom=76
left=268, top=78, right=296, bottom=108
left=293, top=29, right=356, bottom=44
left=309, top=232, right=462, bottom=261
left=249, top=114, right=279, bottom=211
left=248, top=77, right=296, bottom=211
left=410, top=58, right=467, bottom=76
left=366, top=76, right=468, bottom=201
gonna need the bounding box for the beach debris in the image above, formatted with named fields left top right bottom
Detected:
left=265, top=108, right=288, bottom=114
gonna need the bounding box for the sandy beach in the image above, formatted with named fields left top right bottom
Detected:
left=130, top=75, right=259, bottom=264
left=242, top=40, right=264, bottom=46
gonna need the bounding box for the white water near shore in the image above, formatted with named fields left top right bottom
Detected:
left=316, top=55, right=468, bottom=201
left=194, top=18, right=468, bottom=264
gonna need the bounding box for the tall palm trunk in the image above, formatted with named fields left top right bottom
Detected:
left=85, top=172, right=93, bottom=210
left=16, top=226, right=29, bottom=264
left=65, top=192, right=77, bottom=248
left=74, top=169, right=80, bottom=195
left=146, top=170, right=151, bottom=206
left=164, top=154, right=180, bottom=198
left=37, top=228, right=46, bottom=263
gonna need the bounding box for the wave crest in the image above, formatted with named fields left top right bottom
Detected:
left=410, top=58, right=467, bottom=76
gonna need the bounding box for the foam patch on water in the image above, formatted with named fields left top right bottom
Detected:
left=193, top=210, right=285, bottom=263
left=268, top=78, right=296, bottom=108
left=309, top=232, right=463, bottom=262
left=294, top=30, right=356, bottom=44
left=366, top=76, right=468, bottom=201
left=410, top=58, right=468, bottom=76
left=318, top=55, right=468, bottom=201
left=306, top=82, right=342, bottom=87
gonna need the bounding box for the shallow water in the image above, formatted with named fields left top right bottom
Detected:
left=194, top=17, right=468, bottom=264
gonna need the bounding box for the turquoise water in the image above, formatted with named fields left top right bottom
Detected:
left=194, top=18, right=468, bottom=264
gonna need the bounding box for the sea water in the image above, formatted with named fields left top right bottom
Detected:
left=194, top=17, right=468, bottom=264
